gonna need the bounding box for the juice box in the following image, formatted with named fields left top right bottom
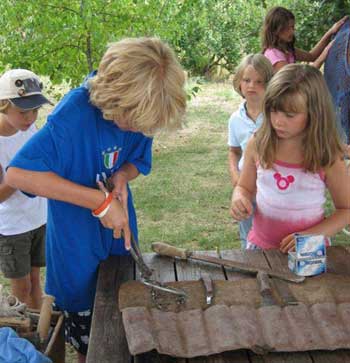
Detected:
left=294, top=234, right=326, bottom=259
left=288, top=234, right=327, bottom=276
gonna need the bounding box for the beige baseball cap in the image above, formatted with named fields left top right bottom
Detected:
left=0, top=69, right=53, bottom=110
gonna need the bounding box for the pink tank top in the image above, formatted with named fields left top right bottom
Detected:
left=248, top=160, right=326, bottom=249
left=263, top=48, right=295, bottom=66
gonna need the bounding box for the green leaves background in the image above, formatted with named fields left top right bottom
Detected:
left=0, top=0, right=348, bottom=85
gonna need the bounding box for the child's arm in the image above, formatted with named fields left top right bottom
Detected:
left=108, top=162, right=140, bottom=213
left=0, top=164, right=16, bottom=202
left=280, top=157, right=350, bottom=253
left=228, top=146, right=242, bottom=187
left=273, top=61, right=289, bottom=72
left=5, top=168, right=132, bottom=248
left=230, top=138, right=257, bottom=221
left=295, top=16, right=348, bottom=63
left=310, top=40, right=334, bottom=68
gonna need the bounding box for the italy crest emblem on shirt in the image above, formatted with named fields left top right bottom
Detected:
left=102, top=147, right=121, bottom=169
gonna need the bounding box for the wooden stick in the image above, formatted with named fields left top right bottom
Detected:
left=44, top=313, right=64, bottom=356
left=37, top=294, right=55, bottom=342
left=0, top=316, right=31, bottom=329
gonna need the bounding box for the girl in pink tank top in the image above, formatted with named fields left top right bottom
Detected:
left=261, top=6, right=347, bottom=73
left=230, top=64, right=350, bottom=253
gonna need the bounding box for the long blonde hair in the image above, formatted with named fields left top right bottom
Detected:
left=89, top=37, right=186, bottom=135
left=233, top=54, right=273, bottom=97
left=256, top=64, right=343, bottom=172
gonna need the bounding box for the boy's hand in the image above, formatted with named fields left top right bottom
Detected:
left=230, top=192, right=253, bottom=221
left=97, top=181, right=131, bottom=250
left=109, top=171, right=129, bottom=213
left=280, top=233, right=296, bottom=254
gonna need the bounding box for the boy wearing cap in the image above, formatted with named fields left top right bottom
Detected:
left=0, top=69, right=51, bottom=309
left=6, top=38, right=186, bottom=362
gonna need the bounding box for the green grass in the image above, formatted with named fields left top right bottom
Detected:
left=1, top=81, right=349, bottom=362
left=132, top=82, right=241, bottom=252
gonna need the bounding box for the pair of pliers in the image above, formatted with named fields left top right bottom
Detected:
left=101, top=176, right=186, bottom=300
left=128, top=232, right=187, bottom=299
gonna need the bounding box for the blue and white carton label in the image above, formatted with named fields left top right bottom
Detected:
left=294, top=234, right=326, bottom=259
left=288, top=252, right=326, bottom=276
left=288, top=234, right=327, bottom=276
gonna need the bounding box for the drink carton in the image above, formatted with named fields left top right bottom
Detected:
left=294, top=234, right=326, bottom=259
left=288, top=234, right=327, bottom=276
left=288, top=252, right=326, bottom=276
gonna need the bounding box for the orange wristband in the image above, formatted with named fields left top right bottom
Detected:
left=92, top=192, right=113, bottom=217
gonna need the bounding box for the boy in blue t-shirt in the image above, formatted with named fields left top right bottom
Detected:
left=6, top=37, right=186, bottom=362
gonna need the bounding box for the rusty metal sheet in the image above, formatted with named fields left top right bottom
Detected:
left=119, top=275, right=350, bottom=358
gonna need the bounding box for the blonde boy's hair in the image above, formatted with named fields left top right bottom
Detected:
left=0, top=100, right=10, bottom=113
left=233, top=54, right=273, bottom=97
left=256, top=64, right=343, bottom=172
left=89, top=37, right=186, bottom=135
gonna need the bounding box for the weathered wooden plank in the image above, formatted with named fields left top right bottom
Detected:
left=326, top=246, right=350, bottom=275
left=89, top=248, right=350, bottom=363
left=220, top=249, right=270, bottom=281
left=189, top=350, right=250, bottom=362
left=249, top=351, right=313, bottom=363
left=137, top=253, right=176, bottom=283
left=134, top=351, right=186, bottom=363
left=86, top=255, right=134, bottom=363
left=262, top=250, right=296, bottom=306
left=310, top=349, right=350, bottom=363
left=262, top=250, right=288, bottom=272
left=176, top=251, right=226, bottom=281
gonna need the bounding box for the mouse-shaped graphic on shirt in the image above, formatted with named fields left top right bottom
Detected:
left=274, top=172, right=295, bottom=190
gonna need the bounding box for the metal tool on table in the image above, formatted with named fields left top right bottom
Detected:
left=100, top=175, right=187, bottom=305
left=152, top=242, right=305, bottom=283
left=200, top=273, right=214, bottom=306
left=128, top=233, right=187, bottom=308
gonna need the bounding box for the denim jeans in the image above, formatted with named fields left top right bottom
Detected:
left=238, top=201, right=256, bottom=249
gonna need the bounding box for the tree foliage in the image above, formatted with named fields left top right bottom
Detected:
left=0, top=0, right=348, bottom=85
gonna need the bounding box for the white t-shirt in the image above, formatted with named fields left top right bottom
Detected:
left=0, top=124, right=47, bottom=235
left=227, top=102, right=263, bottom=170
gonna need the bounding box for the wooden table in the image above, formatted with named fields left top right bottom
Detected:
left=86, top=246, right=350, bottom=363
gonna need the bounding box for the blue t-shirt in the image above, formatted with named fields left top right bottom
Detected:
left=9, top=86, right=152, bottom=312
left=324, top=18, right=350, bottom=143
left=227, top=102, right=263, bottom=170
